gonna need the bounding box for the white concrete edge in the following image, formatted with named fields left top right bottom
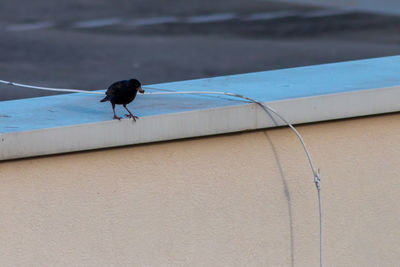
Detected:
left=1, top=85, right=400, bottom=161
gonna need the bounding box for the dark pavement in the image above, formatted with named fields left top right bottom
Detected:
left=1, top=0, right=400, bottom=100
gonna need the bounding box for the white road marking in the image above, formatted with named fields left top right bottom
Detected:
left=72, top=18, right=122, bottom=28
left=4, top=9, right=359, bottom=32
left=6, top=21, right=55, bottom=31
left=242, top=11, right=299, bottom=21
left=127, top=16, right=180, bottom=26
left=185, top=13, right=237, bottom=23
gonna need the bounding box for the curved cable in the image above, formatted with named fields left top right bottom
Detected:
left=144, top=87, right=323, bottom=267
left=0, top=79, right=105, bottom=94
left=0, top=79, right=323, bottom=266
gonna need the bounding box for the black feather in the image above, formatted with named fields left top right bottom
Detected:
left=101, top=78, right=143, bottom=120
left=101, top=79, right=142, bottom=104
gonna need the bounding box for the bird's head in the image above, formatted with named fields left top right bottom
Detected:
left=129, top=79, right=145, bottom=94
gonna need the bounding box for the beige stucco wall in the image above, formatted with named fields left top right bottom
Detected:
left=1, top=113, right=400, bottom=266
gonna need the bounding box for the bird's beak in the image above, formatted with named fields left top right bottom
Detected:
left=139, top=87, right=145, bottom=94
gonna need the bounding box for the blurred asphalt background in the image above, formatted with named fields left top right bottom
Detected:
left=1, top=0, right=400, bottom=100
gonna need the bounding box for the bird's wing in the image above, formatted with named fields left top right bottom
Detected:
left=106, top=81, right=126, bottom=96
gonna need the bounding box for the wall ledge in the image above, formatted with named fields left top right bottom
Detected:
left=2, top=56, right=400, bottom=160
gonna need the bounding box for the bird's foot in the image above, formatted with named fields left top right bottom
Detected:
left=113, top=115, right=122, bottom=120
left=125, top=114, right=139, bottom=121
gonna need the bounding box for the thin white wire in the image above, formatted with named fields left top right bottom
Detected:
left=143, top=87, right=321, bottom=181
left=0, top=79, right=322, bottom=266
left=145, top=87, right=323, bottom=267
left=0, top=79, right=105, bottom=94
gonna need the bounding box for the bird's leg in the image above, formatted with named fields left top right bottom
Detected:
left=123, top=104, right=138, bottom=121
left=112, top=103, right=121, bottom=120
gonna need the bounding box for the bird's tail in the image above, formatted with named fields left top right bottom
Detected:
left=100, top=96, right=109, bottom=102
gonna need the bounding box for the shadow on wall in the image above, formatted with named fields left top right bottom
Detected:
left=264, top=130, right=295, bottom=267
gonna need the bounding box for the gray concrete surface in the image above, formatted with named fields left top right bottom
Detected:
left=1, top=0, right=400, bottom=100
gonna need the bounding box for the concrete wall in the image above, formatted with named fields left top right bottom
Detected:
left=1, top=113, right=399, bottom=266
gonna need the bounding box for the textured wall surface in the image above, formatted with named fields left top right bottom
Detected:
left=1, top=113, right=399, bottom=266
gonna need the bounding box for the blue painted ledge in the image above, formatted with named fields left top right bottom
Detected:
left=1, top=56, right=400, bottom=160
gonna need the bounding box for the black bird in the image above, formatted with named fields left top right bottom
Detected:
left=100, top=79, right=145, bottom=120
